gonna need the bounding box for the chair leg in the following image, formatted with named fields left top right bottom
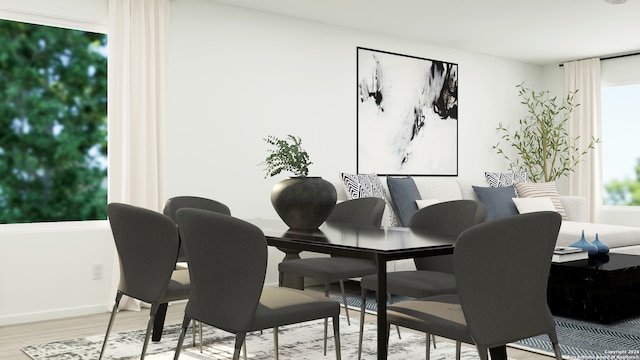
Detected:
left=456, top=341, right=461, bottom=360
left=332, top=315, right=341, bottom=360
left=323, top=282, right=331, bottom=356
left=338, top=279, right=351, bottom=325
left=98, top=292, right=123, bottom=360
left=476, top=345, right=489, bottom=360
left=386, top=293, right=401, bottom=340
left=233, top=332, right=247, bottom=360
left=425, top=333, right=431, bottom=359
left=548, top=331, right=563, bottom=360
left=273, top=326, right=279, bottom=360
left=140, top=303, right=159, bottom=360
left=173, top=315, right=191, bottom=360
left=357, top=288, right=367, bottom=360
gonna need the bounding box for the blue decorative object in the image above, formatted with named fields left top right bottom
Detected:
left=591, top=233, right=610, bottom=255
left=569, top=230, right=599, bottom=256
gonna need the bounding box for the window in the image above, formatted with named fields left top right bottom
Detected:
left=0, top=18, right=107, bottom=223
left=602, top=83, right=640, bottom=205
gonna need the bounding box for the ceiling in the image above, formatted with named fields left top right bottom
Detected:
left=209, top=0, right=640, bottom=66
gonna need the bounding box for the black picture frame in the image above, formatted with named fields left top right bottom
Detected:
left=357, top=47, right=458, bottom=176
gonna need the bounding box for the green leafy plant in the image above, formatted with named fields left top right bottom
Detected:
left=493, top=82, right=599, bottom=182
left=260, top=135, right=312, bottom=178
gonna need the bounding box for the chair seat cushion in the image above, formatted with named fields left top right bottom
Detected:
left=162, top=269, right=191, bottom=302
left=387, top=294, right=473, bottom=344
left=278, top=257, right=377, bottom=281
left=360, top=270, right=456, bottom=298
left=249, top=287, right=340, bottom=330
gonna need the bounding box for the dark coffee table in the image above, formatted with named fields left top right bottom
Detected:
left=547, top=253, right=640, bottom=323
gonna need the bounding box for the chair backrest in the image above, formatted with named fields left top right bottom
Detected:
left=107, top=202, right=180, bottom=303
left=176, top=208, right=267, bottom=332
left=326, top=197, right=386, bottom=227
left=163, top=196, right=231, bottom=219
left=410, top=200, right=479, bottom=271
left=454, top=211, right=562, bottom=348
left=163, top=196, right=231, bottom=261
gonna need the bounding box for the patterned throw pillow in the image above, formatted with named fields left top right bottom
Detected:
left=514, top=181, right=568, bottom=220
left=340, top=173, right=399, bottom=226
left=485, top=172, right=529, bottom=187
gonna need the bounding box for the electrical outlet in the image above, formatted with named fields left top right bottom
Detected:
left=92, top=264, right=103, bottom=280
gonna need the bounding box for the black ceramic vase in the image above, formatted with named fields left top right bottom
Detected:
left=270, top=177, right=337, bottom=230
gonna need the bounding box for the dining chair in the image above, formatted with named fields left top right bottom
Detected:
left=173, top=208, right=341, bottom=360
left=162, top=195, right=231, bottom=348
left=276, top=197, right=385, bottom=353
left=386, top=211, right=563, bottom=360
left=163, top=195, right=231, bottom=264
left=357, top=199, right=482, bottom=359
left=99, top=203, right=190, bottom=360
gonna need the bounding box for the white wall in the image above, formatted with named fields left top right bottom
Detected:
left=166, top=0, right=543, bottom=286
left=1, top=0, right=545, bottom=325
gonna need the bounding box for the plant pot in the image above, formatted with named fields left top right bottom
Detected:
left=270, top=177, right=337, bottom=230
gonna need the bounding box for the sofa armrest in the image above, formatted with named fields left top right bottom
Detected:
left=560, top=196, right=587, bottom=222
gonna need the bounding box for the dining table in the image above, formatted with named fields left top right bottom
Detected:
left=248, top=218, right=459, bottom=360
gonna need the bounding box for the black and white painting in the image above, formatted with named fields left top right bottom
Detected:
left=357, top=47, right=458, bottom=176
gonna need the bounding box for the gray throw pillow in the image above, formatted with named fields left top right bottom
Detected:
left=387, top=176, right=422, bottom=227
left=472, top=185, right=518, bottom=221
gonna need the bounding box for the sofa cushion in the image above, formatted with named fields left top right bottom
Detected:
left=416, top=199, right=441, bottom=209
left=512, top=197, right=556, bottom=214
left=340, top=172, right=399, bottom=226
left=484, top=172, right=529, bottom=187
left=387, top=176, right=422, bottom=227
left=514, top=181, right=568, bottom=220
left=472, top=185, right=519, bottom=221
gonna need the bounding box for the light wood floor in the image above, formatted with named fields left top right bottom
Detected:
left=0, top=283, right=553, bottom=360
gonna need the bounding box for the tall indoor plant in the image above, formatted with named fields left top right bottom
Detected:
left=260, top=135, right=336, bottom=230
left=493, top=83, right=599, bottom=182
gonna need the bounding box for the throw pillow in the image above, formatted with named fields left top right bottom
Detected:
left=512, top=197, right=556, bottom=214
left=416, top=199, right=441, bottom=209
left=386, top=176, right=422, bottom=227
left=340, top=172, right=399, bottom=226
left=514, top=182, right=568, bottom=220
left=484, top=172, right=529, bottom=187
left=472, top=185, right=519, bottom=221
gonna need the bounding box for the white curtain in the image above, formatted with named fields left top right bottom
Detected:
left=107, top=0, right=170, bottom=311
left=563, top=58, right=602, bottom=222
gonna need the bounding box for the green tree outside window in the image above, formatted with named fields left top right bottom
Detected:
left=0, top=19, right=107, bottom=223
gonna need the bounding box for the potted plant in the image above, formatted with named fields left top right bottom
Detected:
left=492, top=82, right=600, bottom=182
left=260, top=135, right=336, bottom=230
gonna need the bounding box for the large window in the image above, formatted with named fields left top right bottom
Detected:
left=602, top=83, right=640, bottom=205
left=0, top=19, right=107, bottom=223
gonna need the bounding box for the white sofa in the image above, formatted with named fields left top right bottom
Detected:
left=334, top=177, right=640, bottom=263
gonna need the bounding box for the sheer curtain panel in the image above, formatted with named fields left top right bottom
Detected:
left=563, top=58, right=603, bottom=222
left=107, top=0, right=170, bottom=311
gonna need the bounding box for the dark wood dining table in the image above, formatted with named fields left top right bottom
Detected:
left=248, top=218, right=458, bottom=360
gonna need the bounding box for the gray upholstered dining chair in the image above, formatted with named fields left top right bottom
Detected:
left=173, top=208, right=341, bottom=360
left=162, top=195, right=231, bottom=348
left=163, top=196, right=231, bottom=264
left=386, top=211, right=563, bottom=360
left=276, top=197, right=385, bottom=353
left=357, top=199, right=483, bottom=359
left=99, top=203, right=190, bottom=360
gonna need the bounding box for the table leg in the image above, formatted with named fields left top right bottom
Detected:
left=277, top=247, right=304, bottom=289
left=376, top=256, right=388, bottom=360
left=152, top=302, right=168, bottom=342
left=489, top=345, right=507, bottom=360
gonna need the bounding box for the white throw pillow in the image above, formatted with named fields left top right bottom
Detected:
left=512, top=197, right=556, bottom=214
left=415, top=199, right=440, bottom=209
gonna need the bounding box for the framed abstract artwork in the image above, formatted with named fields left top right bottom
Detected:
left=357, top=47, right=458, bottom=176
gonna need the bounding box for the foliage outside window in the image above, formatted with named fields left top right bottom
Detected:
left=0, top=19, right=107, bottom=223
left=602, top=84, right=640, bottom=205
